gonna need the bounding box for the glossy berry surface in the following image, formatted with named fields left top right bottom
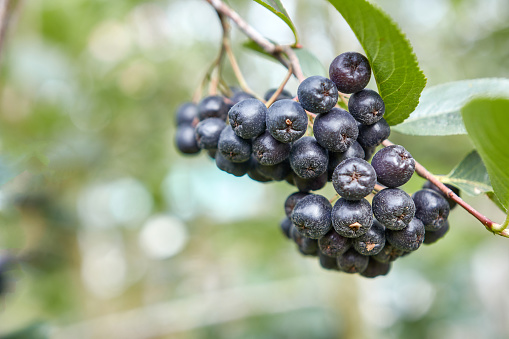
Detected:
left=332, top=198, right=373, bottom=238
left=372, top=243, right=407, bottom=263
left=291, top=194, right=332, bottom=239
left=231, top=91, right=255, bottom=104
left=353, top=220, right=385, bottom=256
left=348, top=89, right=385, bottom=125
left=356, top=118, right=391, bottom=148
left=289, top=137, right=329, bottom=179
left=423, top=221, right=450, bottom=245
left=285, top=192, right=311, bottom=218
left=198, top=95, right=228, bottom=121
left=290, top=226, right=319, bottom=256
left=228, top=98, right=267, bottom=139
left=327, top=141, right=365, bottom=180
left=252, top=131, right=290, bottom=165
left=423, top=180, right=460, bottom=210
left=332, top=158, right=376, bottom=200
left=371, top=145, right=415, bottom=188
left=292, top=172, right=328, bottom=192
left=297, top=76, right=339, bottom=114
left=195, top=118, right=226, bottom=150
left=337, top=248, right=369, bottom=273
left=313, top=108, right=359, bottom=152
left=217, top=125, right=252, bottom=163
left=176, top=102, right=198, bottom=126
left=386, top=217, right=425, bottom=252
left=266, top=99, right=308, bottom=143
left=257, top=159, right=292, bottom=181
left=413, top=189, right=450, bottom=231
left=215, top=152, right=249, bottom=177
left=246, top=156, right=272, bottom=183
left=372, top=188, right=415, bottom=230
left=318, top=230, right=351, bottom=257
left=175, top=125, right=200, bottom=154
left=329, top=52, right=371, bottom=94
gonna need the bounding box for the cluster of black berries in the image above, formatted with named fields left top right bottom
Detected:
left=174, top=52, right=458, bottom=278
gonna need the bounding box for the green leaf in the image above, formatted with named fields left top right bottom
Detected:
left=439, top=150, right=492, bottom=196
left=325, top=0, right=426, bottom=126
left=487, top=192, right=507, bottom=213
left=293, top=48, right=326, bottom=78
left=393, top=78, right=509, bottom=135
left=252, top=0, right=298, bottom=45
left=462, top=97, right=509, bottom=209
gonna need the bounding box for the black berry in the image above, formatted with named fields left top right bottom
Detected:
left=266, top=99, right=308, bottom=143
left=331, top=198, right=373, bottom=238
left=337, top=248, right=369, bottom=273
left=297, top=76, right=339, bottom=114
left=423, top=221, right=450, bottom=245
left=285, top=192, right=311, bottom=218
left=356, top=118, right=391, bottom=148
left=252, top=131, right=291, bottom=165
left=313, top=108, right=359, bottom=152
left=423, top=180, right=460, bottom=210
left=280, top=217, right=293, bottom=238
left=198, top=95, right=228, bottom=121
left=257, top=159, right=292, bottom=181
left=372, top=188, right=415, bottom=230
left=291, top=194, right=332, bottom=239
left=413, top=189, right=450, bottom=231
left=348, top=89, right=385, bottom=125
left=386, top=217, right=425, bottom=252
left=329, top=52, right=371, bottom=94
left=289, top=137, right=329, bottom=179
left=327, top=141, right=365, bottom=180
left=228, top=98, right=267, bottom=139
left=360, top=258, right=391, bottom=278
left=176, top=102, right=198, bottom=126
left=175, top=125, right=200, bottom=154
left=195, top=118, right=226, bottom=150
left=264, top=88, right=293, bottom=102
left=319, top=252, right=339, bottom=270
left=292, top=171, right=328, bottom=192
left=318, top=230, right=351, bottom=257
left=332, top=158, right=376, bottom=200
left=215, top=152, right=249, bottom=177
left=371, top=145, right=415, bottom=188
left=217, top=125, right=252, bottom=163
left=353, top=220, right=385, bottom=256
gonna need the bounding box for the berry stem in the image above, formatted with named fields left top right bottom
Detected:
left=266, top=65, right=293, bottom=108
left=0, top=0, right=16, bottom=63
left=204, top=0, right=305, bottom=83
left=381, top=139, right=507, bottom=237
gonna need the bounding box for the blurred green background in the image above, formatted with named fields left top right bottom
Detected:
left=0, top=0, right=508, bottom=338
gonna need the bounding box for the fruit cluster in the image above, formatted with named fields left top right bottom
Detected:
left=175, top=52, right=457, bottom=278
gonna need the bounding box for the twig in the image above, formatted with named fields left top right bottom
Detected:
left=265, top=65, right=293, bottom=107
left=0, top=0, right=15, bottom=62
left=381, top=139, right=507, bottom=237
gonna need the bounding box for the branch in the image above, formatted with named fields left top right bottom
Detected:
left=381, top=139, right=507, bottom=237
left=205, top=0, right=305, bottom=83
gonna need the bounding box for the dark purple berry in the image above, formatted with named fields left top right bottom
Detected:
left=327, top=141, right=365, bottom=181
left=318, top=230, right=351, bottom=257
left=319, top=252, right=339, bottom=270
left=257, top=159, right=292, bottom=181
left=386, top=217, right=425, bottom=251
left=266, top=99, right=308, bottom=143
left=217, top=125, right=252, bottom=163
left=215, top=152, right=249, bottom=177
left=175, top=125, right=200, bottom=154
left=291, top=194, right=332, bottom=239
left=289, top=137, right=328, bottom=179
left=176, top=102, right=198, bottom=126
left=360, top=258, right=391, bottom=278
left=331, top=198, right=373, bottom=238
left=290, top=225, right=319, bottom=256
left=231, top=91, right=255, bottom=104
left=228, top=98, right=267, bottom=139
left=371, top=145, right=415, bottom=188
left=372, top=188, right=415, bottom=230
left=337, top=248, right=369, bottom=273
left=195, top=118, right=226, bottom=150
left=413, top=189, right=450, bottom=231
left=353, top=220, right=385, bottom=256
left=198, top=95, right=228, bottom=121
left=285, top=192, right=311, bottom=218
left=297, top=76, right=339, bottom=114
left=252, top=131, right=290, bottom=165
left=423, top=181, right=460, bottom=210
left=313, top=108, right=359, bottom=152
left=246, top=156, right=272, bottom=183
left=280, top=217, right=293, bottom=238
left=329, top=52, right=371, bottom=94
left=332, top=158, right=376, bottom=200
left=292, top=171, right=328, bottom=192
left=348, top=89, right=385, bottom=125
left=372, top=242, right=407, bottom=263
left=423, top=221, right=450, bottom=245
left=264, top=88, right=293, bottom=102
left=356, top=118, right=391, bottom=148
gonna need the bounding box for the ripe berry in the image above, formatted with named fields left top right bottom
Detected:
left=215, top=152, right=249, bottom=177
left=280, top=217, right=293, bottom=238
left=266, top=99, right=308, bottom=143
left=195, top=118, right=226, bottom=150
left=252, top=131, right=291, bottom=165
left=356, top=118, right=391, bottom=148
left=198, top=95, right=228, bottom=120
left=331, top=198, right=373, bottom=238
left=318, top=230, right=351, bottom=257
left=289, top=137, right=329, bottom=179
left=413, top=189, right=450, bottom=231
left=363, top=145, right=377, bottom=161
left=386, top=217, right=425, bottom=252
left=290, top=225, right=319, bottom=256
left=217, top=125, right=252, bottom=163
left=329, top=52, right=371, bottom=94
left=423, top=221, right=450, bottom=245
left=327, top=141, right=365, bottom=180
left=353, top=220, right=385, bottom=256
left=360, top=258, right=391, bottom=278
left=423, top=180, right=460, bottom=210
left=337, top=248, right=369, bottom=273
left=348, top=89, right=385, bottom=125
left=285, top=192, right=311, bottom=218
left=372, top=188, right=415, bottom=230
left=175, top=125, right=200, bottom=154
left=319, top=252, right=339, bottom=270
left=231, top=91, right=255, bottom=104
left=297, top=76, right=339, bottom=114
left=257, top=159, right=292, bottom=181
left=247, top=156, right=272, bottom=183
left=371, top=145, right=415, bottom=188
left=292, top=172, right=328, bottom=192
left=176, top=102, right=198, bottom=126
left=228, top=98, right=267, bottom=139
left=264, top=88, right=293, bottom=102
left=313, top=108, right=359, bottom=152
left=291, top=194, right=332, bottom=239
left=332, top=158, right=376, bottom=200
